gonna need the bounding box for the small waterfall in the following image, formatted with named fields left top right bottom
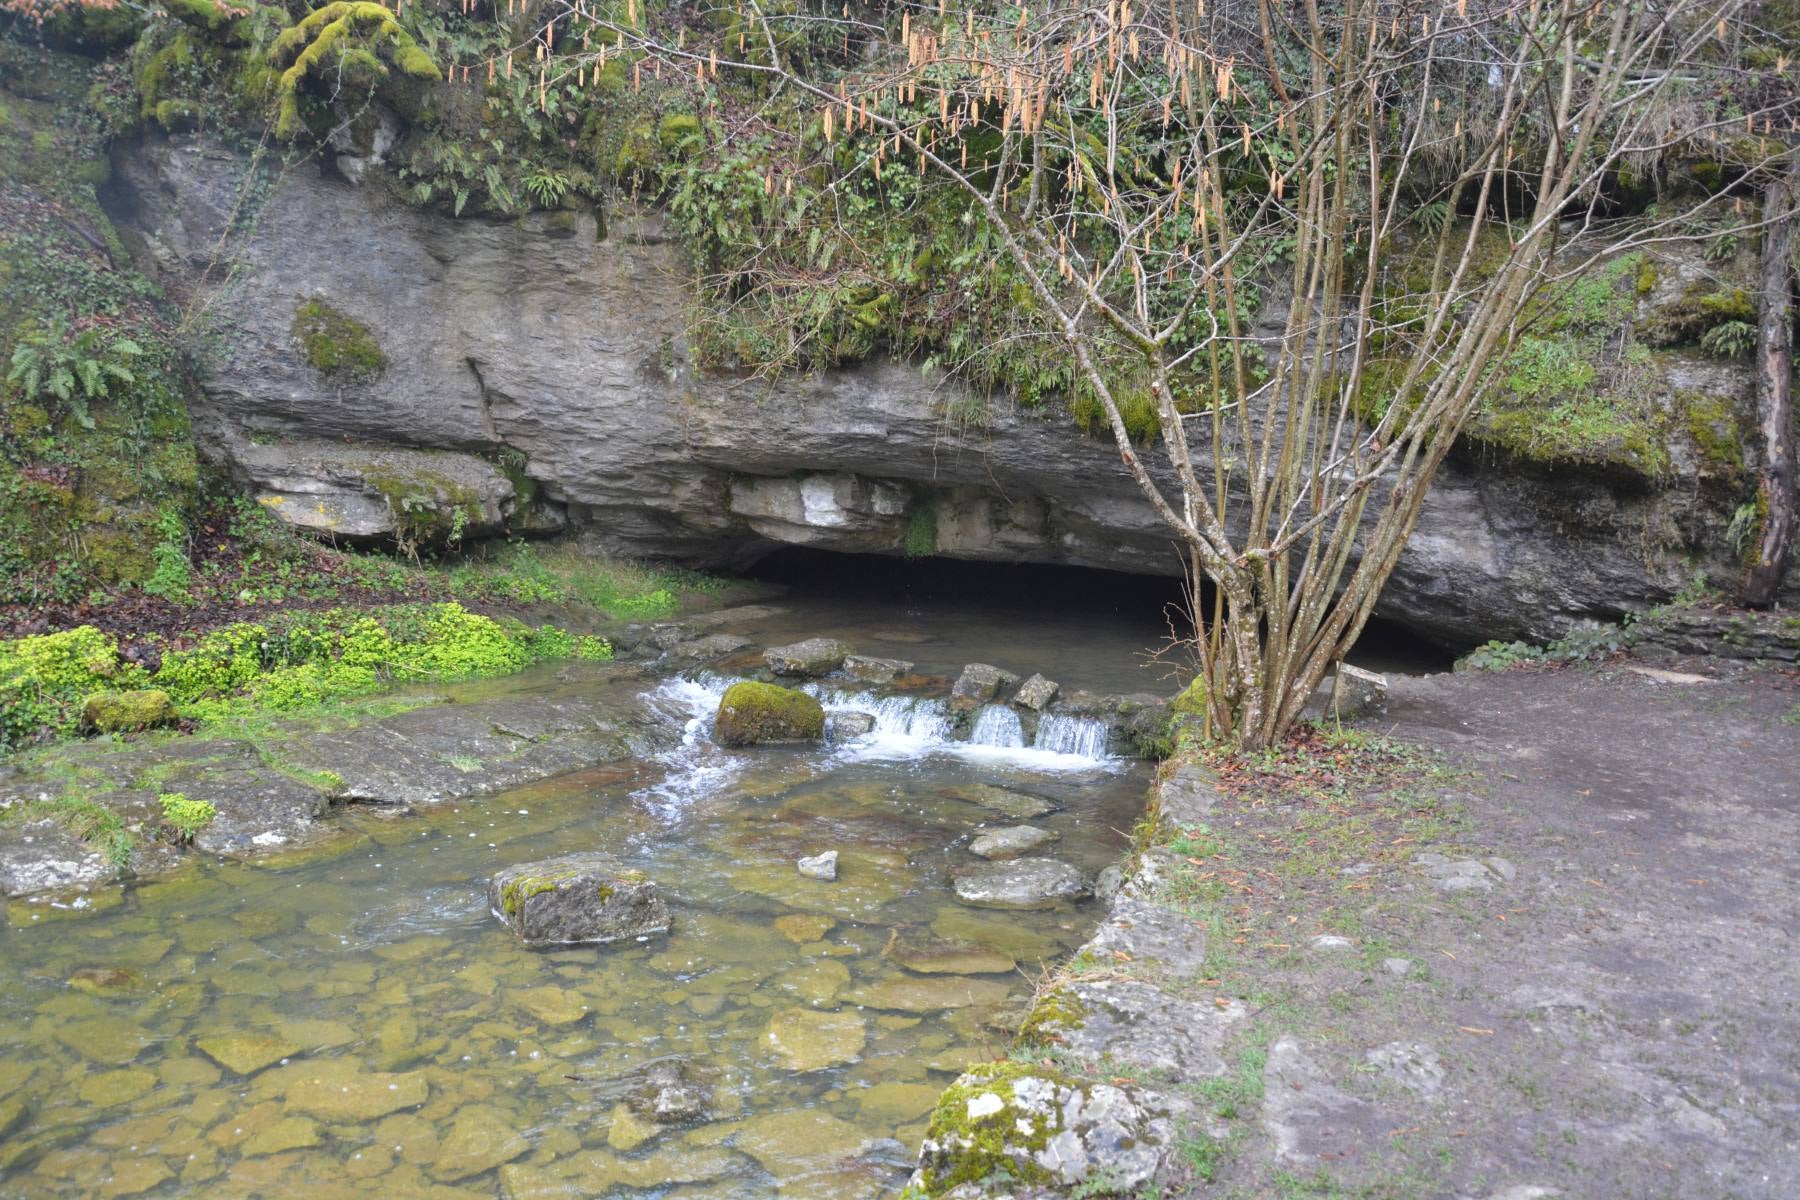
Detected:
left=637, top=676, right=1119, bottom=796
left=967, top=705, right=1026, bottom=749
left=1033, top=714, right=1112, bottom=758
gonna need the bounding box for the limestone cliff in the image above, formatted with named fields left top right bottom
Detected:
left=109, top=135, right=1779, bottom=645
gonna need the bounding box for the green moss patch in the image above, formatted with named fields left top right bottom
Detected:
left=292, top=300, right=386, bottom=379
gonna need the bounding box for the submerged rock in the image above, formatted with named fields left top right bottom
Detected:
left=797, top=850, right=839, bottom=881
left=952, top=859, right=1089, bottom=909
left=81, top=690, right=177, bottom=733
left=765, top=1007, right=867, bottom=1071
left=489, top=852, right=671, bottom=948
left=764, top=638, right=852, bottom=677
left=884, top=934, right=1016, bottom=976
left=774, top=912, right=837, bottom=943
left=968, top=825, right=1059, bottom=861
left=713, top=680, right=826, bottom=746
left=950, top=663, right=1021, bottom=712
left=625, top=1061, right=713, bottom=1125
left=193, top=1033, right=300, bottom=1077
left=432, top=1105, right=530, bottom=1182
left=947, top=783, right=1058, bottom=820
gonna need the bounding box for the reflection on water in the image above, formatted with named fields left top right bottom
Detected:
left=0, top=665, right=1147, bottom=1198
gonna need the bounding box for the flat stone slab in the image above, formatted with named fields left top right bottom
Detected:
left=1261, top=1035, right=1392, bottom=1167
left=489, top=852, right=670, bottom=948
left=1049, top=980, right=1245, bottom=1076
left=1077, top=897, right=1208, bottom=976
left=765, top=1007, right=866, bottom=1071
left=0, top=816, right=119, bottom=899
left=1415, top=851, right=1515, bottom=893
left=953, top=858, right=1088, bottom=909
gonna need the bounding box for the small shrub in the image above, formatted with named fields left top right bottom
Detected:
left=158, top=792, right=216, bottom=843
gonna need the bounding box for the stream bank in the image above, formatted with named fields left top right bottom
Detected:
left=914, top=644, right=1800, bottom=1198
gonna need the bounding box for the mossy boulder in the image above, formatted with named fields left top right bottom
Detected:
left=911, top=1060, right=1182, bottom=1196
left=81, top=689, right=178, bottom=733
left=489, top=853, right=669, bottom=948
left=713, top=681, right=824, bottom=747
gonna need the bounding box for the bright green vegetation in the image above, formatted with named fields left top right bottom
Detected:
left=0, top=602, right=610, bottom=752
left=712, top=680, right=825, bottom=747
left=1468, top=254, right=1669, bottom=476
left=444, top=541, right=712, bottom=619
left=265, top=2, right=438, bottom=137
left=1014, top=986, right=1086, bottom=1048
left=291, top=299, right=386, bottom=379
left=156, top=790, right=216, bottom=842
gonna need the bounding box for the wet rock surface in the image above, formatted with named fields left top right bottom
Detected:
left=764, top=638, right=853, bottom=678
left=949, top=664, right=1020, bottom=712
left=489, top=852, right=671, bottom=947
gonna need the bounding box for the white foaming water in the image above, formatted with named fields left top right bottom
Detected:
left=635, top=675, right=1117, bottom=812
left=968, top=705, right=1026, bottom=748
left=1033, top=713, right=1112, bottom=759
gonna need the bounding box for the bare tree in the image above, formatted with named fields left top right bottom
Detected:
left=1744, top=154, right=1798, bottom=608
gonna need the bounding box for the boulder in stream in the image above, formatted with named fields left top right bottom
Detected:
left=797, top=851, right=839, bottom=881
left=714, top=681, right=826, bottom=746
left=842, top=655, right=913, bottom=685
left=825, top=711, right=877, bottom=743
left=1013, top=674, right=1060, bottom=712
left=489, top=853, right=670, bottom=948
left=763, top=638, right=852, bottom=677
left=953, top=859, right=1090, bottom=909
left=950, top=663, right=1021, bottom=712
left=969, top=825, right=1060, bottom=861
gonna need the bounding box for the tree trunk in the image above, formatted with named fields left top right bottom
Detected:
left=1743, top=156, right=1799, bottom=608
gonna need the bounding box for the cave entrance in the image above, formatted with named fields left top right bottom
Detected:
left=737, top=548, right=1452, bottom=695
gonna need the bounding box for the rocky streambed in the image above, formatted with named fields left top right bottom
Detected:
left=0, top=600, right=1167, bottom=1197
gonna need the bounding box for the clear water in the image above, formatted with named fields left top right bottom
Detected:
left=0, top=605, right=1159, bottom=1197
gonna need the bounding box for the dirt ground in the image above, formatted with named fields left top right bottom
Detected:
left=1154, top=652, right=1800, bottom=1200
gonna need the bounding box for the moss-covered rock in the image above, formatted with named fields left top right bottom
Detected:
left=82, top=689, right=178, bottom=732
left=292, top=299, right=386, bottom=378
left=713, top=681, right=825, bottom=746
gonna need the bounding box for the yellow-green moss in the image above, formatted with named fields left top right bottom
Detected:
left=500, top=868, right=582, bottom=916
left=915, top=1061, right=1073, bottom=1195
left=82, top=689, right=178, bottom=733
left=712, top=680, right=825, bottom=746
left=292, top=300, right=386, bottom=378
left=1015, top=987, right=1086, bottom=1047
left=1679, top=391, right=1749, bottom=478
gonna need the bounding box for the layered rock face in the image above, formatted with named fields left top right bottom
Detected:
left=111, top=136, right=1767, bottom=644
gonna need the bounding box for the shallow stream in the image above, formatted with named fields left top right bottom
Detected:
left=0, top=567, right=1189, bottom=1198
